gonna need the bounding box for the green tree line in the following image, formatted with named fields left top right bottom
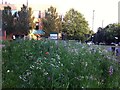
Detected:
left=2, top=4, right=35, bottom=36
left=2, top=5, right=93, bottom=42
left=92, top=23, right=120, bottom=45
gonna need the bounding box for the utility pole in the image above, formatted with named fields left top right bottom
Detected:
left=2, top=0, right=3, bottom=4
left=118, top=1, right=120, bottom=23
left=102, top=20, right=104, bottom=28
left=92, top=10, right=95, bottom=31
left=26, top=0, right=28, bottom=8
left=26, top=0, right=29, bottom=33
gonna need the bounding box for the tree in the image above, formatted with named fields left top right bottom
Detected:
left=62, top=9, right=90, bottom=42
left=42, top=6, right=62, bottom=36
left=104, top=23, right=120, bottom=44
left=93, top=23, right=120, bottom=45
left=28, top=7, right=35, bottom=30
left=92, top=27, right=105, bottom=44
left=2, top=6, right=14, bottom=35
left=13, top=4, right=35, bottom=35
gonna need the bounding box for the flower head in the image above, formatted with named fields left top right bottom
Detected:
left=7, top=70, right=10, bottom=73
left=45, top=52, right=49, bottom=55
left=48, top=77, right=51, bottom=81
left=109, top=66, right=113, bottom=76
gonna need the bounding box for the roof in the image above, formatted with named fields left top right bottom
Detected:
left=0, top=4, right=17, bottom=10
left=32, top=29, right=45, bottom=35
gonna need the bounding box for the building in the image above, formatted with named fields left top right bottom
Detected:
left=29, top=10, right=45, bottom=40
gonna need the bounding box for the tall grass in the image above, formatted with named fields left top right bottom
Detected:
left=2, top=40, right=120, bottom=88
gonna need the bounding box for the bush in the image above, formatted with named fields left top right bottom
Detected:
left=2, top=40, right=120, bottom=88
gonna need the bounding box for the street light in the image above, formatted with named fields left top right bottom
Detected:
left=92, top=10, right=95, bottom=31
left=26, top=0, right=28, bottom=8
left=102, top=20, right=104, bottom=28
left=2, top=0, right=3, bottom=4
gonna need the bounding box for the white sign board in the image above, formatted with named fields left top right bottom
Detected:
left=50, top=34, right=58, bottom=39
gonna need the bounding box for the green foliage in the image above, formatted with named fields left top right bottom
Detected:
left=62, top=9, right=90, bottom=41
left=14, top=4, right=35, bottom=35
left=2, top=5, right=35, bottom=36
left=2, top=6, right=14, bottom=35
left=93, top=23, right=120, bottom=44
left=2, top=40, right=120, bottom=88
left=28, top=7, right=35, bottom=30
left=42, top=6, right=62, bottom=36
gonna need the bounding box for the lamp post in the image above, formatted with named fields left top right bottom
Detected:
left=102, top=20, right=104, bottom=28
left=118, top=1, right=120, bottom=23
left=92, top=10, right=95, bottom=31
left=2, top=0, right=3, bottom=4
left=26, top=0, right=28, bottom=8
left=26, top=0, right=29, bottom=33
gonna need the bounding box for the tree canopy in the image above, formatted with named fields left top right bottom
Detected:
left=2, top=6, right=14, bottom=35
left=2, top=4, right=35, bottom=36
left=42, top=6, right=62, bottom=36
left=92, top=23, right=120, bottom=44
left=62, top=9, right=91, bottom=41
left=13, top=4, right=35, bottom=35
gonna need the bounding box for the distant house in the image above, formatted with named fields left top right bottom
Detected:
left=29, top=11, right=45, bottom=40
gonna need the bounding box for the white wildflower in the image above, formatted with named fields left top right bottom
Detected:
left=7, top=70, right=10, bottom=73
left=85, top=76, right=89, bottom=79
left=19, top=75, right=22, bottom=79
left=58, top=61, right=61, bottom=64
left=71, top=63, right=74, bottom=65
left=55, top=40, right=58, bottom=45
left=89, top=75, right=93, bottom=80
left=43, top=69, right=45, bottom=72
left=82, top=46, right=85, bottom=49
left=56, top=65, right=59, bottom=68
left=51, top=58, right=56, bottom=62
left=30, top=65, right=35, bottom=69
left=61, top=63, right=63, bottom=67
left=44, top=72, right=48, bottom=75
left=85, top=62, right=88, bottom=67
left=81, top=76, right=84, bottom=79
left=51, top=64, right=55, bottom=67
left=56, top=54, right=60, bottom=60
left=36, top=66, right=41, bottom=70
left=26, top=71, right=31, bottom=76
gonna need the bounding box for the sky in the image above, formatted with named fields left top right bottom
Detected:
left=1, top=0, right=120, bottom=32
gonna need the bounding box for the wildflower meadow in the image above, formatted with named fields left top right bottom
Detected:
left=2, top=40, right=120, bottom=88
